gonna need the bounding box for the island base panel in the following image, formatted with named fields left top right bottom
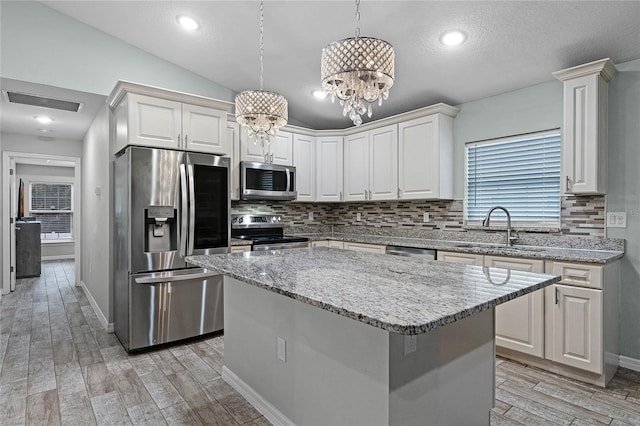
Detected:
left=223, top=277, right=495, bottom=425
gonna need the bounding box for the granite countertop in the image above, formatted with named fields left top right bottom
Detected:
left=187, top=248, right=561, bottom=335
left=295, top=232, right=624, bottom=264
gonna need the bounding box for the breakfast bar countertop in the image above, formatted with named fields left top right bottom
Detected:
left=187, top=247, right=561, bottom=335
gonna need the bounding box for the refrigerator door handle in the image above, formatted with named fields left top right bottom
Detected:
left=187, top=163, right=196, bottom=255
left=179, top=164, right=188, bottom=257
left=134, top=270, right=220, bottom=284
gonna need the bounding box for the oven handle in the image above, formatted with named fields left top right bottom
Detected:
left=252, top=241, right=309, bottom=251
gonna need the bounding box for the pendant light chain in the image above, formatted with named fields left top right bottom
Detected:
left=354, top=0, right=361, bottom=39
left=259, top=0, right=264, bottom=91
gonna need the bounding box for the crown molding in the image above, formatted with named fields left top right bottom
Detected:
left=552, top=58, right=617, bottom=82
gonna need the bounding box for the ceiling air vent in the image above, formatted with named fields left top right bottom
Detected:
left=3, top=91, right=83, bottom=112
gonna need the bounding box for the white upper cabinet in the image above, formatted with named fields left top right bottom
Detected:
left=293, top=134, right=316, bottom=202
left=241, top=129, right=293, bottom=166
left=344, top=131, right=370, bottom=201
left=398, top=111, right=455, bottom=200
left=109, top=82, right=233, bottom=156
left=182, top=104, right=228, bottom=154
left=369, top=125, right=398, bottom=200
left=344, top=125, right=398, bottom=201
left=553, top=58, right=616, bottom=195
left=316, top=136, right=344, bottom=202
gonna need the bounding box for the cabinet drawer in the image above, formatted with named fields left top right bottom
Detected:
left=436, top=251, right=483, bottom=266
left=343, top=242, right=386, bottom=254
left=311, top=240, right=330, bottom=248
left=552, top=262, right=603, bottom=289
left=230, top=245, right=252, bottom=253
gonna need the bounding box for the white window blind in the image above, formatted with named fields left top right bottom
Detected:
left=30, top=183, right=73, bottom=240
left=465, top=130, right=561, bottom=226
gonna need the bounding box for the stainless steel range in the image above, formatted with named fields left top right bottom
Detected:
left=231, top=214, right=309, bottom=251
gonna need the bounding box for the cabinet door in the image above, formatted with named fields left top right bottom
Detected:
left=485, top=256, right=545, bottom=358
left=127, top=93, right=181, bottom=149
left=182, top=104, right=228, bottom=154
left=436, top=251, right=483, bottom=265
left=227, top=122, right=241, bottom=201
left=548, top=284, right=603, bottom=374
left=343, top=242, right=386, bottom=254
left=561, top=74, right=606, bottom=195
left=344, top=131, right=370, bottom=201
left=270, top=131, right=293, bottom=165
left=398, top=115, right=440, bottom=199
left=316, top=136, right=344, bottom=202
left=369, top=125, right=398, bottom=201
left=293, top=134, right=316, bottom=202
left=241, top=128, right=267, bottom=163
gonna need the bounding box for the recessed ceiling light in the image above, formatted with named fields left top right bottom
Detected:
left=312, top=90, right=328, bottom=100
left=440, top=30, right=467, bottom=46
left=35, top=116, right=53, bottom=124
left=177, top=15, right=200, bottom=31
left=38, top=128, right=53, bottom=133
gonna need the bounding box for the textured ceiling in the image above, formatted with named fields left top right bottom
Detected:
left=18, top=1, right=640, bottom=132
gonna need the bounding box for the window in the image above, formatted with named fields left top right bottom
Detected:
left=30, top=182, right=73, bottom=240
left=465, top=130, right=561, bottom=227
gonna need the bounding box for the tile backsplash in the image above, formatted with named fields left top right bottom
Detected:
left=232, top=194, right=606, bottom=238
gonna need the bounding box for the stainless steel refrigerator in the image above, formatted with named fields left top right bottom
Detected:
left=114, top=146, right=229, bottom=351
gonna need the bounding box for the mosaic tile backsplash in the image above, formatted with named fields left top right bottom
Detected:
left=232, top=194, right=607, bottom=239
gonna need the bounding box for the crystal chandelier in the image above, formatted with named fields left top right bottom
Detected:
left=321, top=0, right=394, bottom=126
left=235, top=0, right=288, bottom=144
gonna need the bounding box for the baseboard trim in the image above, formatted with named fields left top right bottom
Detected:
left=42, top=255, right=75, bottom=261
left=78, top=280, right=109, bottom=332
left=222, top=366, right=294, bottom=426
left=619, top=355, right=640, bottom=372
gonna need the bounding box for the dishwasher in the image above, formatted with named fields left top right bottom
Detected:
left=385, top=245, right=436, bottom=259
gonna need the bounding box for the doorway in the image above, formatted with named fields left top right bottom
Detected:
left=2, top=151, right=81, bottom=296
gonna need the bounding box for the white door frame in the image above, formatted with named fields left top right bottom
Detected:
left=2, top=151, right=82, bottom=295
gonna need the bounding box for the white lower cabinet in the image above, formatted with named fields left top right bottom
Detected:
left=485, top=256, right=545, bottom=358
left=342, top=242, right=386, bottom=254
left=328, top=241, right=344, bottom=249
left=437, top=251, right=619, bottom=385
left=546, top=284, right=603, bottom=374
left=310, top=240, right=330, bottom=248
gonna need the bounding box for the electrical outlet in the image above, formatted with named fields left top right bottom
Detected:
left=423, top=212, right=429, bottom=223
left=277, top=337, right=286, bottom=362
left=308, top=211, right=314, bottom=221
left=607, top=212, right=627, bottom=228
left=404, top=335, right=417, bottom=355
left=356, top=212, right=362, bottom=222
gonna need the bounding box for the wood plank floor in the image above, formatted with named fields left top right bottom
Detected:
left=1, top=260, right=639, bottom=425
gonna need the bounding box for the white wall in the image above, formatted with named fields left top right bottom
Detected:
left=15, top=164, right=76, bottom=259
left=81, top=105, right=111, bottom=325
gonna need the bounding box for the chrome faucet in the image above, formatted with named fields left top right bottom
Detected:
left=482, top=206, right=517, bottom=246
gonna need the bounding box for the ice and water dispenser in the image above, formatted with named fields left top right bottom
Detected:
left=144, top=205, right=177, bottom=252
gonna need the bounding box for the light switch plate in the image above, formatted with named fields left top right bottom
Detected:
left=277, top=337, right=286, bottom=362
left=308, top=211, right=314, bottom=221
left=356, top=212, right=362, bottom=222
left=607, top=212, right=627, bottom=228
left=423, top=212, right=429, bottom=223
left=404, top=335, right=417, bottom=355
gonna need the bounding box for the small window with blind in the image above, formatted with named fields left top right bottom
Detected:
left=465, top=130, right=561, bottom=228
left=30, top=182, right=73, bottom=241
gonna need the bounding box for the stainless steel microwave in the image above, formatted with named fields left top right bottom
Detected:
left=240, top=161, right=297, bottom=201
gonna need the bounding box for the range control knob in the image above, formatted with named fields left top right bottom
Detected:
left=277, top=216, right=281, bottom=222
left=238, top=217, right=244, bottom=224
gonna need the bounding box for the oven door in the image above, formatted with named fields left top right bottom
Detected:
left=241, top=161, right=296, bottom=200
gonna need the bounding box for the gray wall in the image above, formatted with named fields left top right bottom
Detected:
left=607, top=59, right=640, bottom=360
left=15, top=163, right=76, bottom=259
left=81, top=105, right=111, bottom=324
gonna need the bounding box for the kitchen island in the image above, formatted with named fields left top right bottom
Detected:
left=188, top=248, right=561, bottom=426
